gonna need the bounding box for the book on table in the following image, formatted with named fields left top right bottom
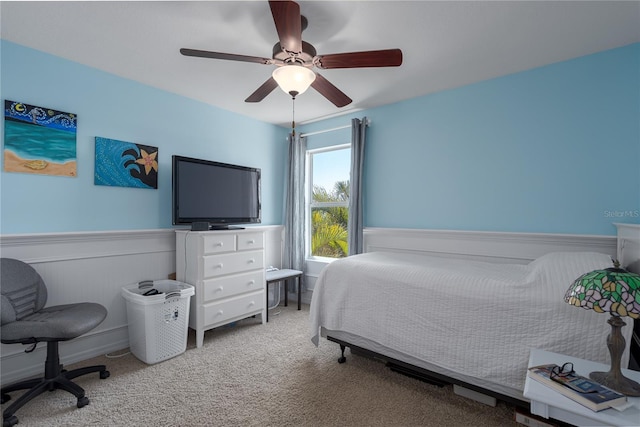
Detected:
left=527, top=364, right=627, bottom=412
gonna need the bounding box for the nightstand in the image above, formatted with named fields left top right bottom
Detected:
left=523, top=348, right=640, bottom=427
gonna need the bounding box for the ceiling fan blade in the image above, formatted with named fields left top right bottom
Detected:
left=269, top=0, right=302, bottom=53
left=311, top=73, right=352, bottom=108
left=245, top=77, right=279, bottom=103
left=315, top=49, right=403, bottom=69
left=180, top=48, right=272, bottom=65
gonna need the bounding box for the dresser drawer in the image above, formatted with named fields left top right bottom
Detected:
left=202, top=233, right=236, bottom=254
left=203, top=292, right=264, bottom=326
left=203, top=250, right=264, bottom=278
left=237, top=232, right=264, bottom=251
left=202, top=270, right=264, bottom=302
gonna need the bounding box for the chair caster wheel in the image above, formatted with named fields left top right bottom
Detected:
left=1, top=393, right=10, bottom=404
left=77, top=396, right=90, bottom=408
left=3, top=415, right=18, bottom=427
left=338, top=356, right=346, bottom=364
left=100, top=370, right=110, bottom=379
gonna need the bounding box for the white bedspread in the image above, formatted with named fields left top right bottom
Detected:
left=309, top=251, right=632, bottom=395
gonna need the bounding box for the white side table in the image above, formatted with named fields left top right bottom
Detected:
left=523, top=348, right=640, bottom=427
left=265, top=269, right=302, bottom=322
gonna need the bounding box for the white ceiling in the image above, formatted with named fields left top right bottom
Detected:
left=2, top=1, right=639, bottom=128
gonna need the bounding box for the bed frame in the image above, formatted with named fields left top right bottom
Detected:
left=326, top=225, right=640, bottom=407
left=328, top=334, right=531, bottom=408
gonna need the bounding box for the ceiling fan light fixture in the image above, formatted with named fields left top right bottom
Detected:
left=272, top=65, right=316, bottom=97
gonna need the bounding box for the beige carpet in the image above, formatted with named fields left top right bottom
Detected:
left=3, top=305, right=521, bottom=426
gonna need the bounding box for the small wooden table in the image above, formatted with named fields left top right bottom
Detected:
left=265, top=269, right=302, bottom=322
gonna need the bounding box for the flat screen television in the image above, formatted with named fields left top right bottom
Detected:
left=172, top=155, right=261, bottom=230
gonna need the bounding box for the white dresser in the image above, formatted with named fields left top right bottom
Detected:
left=176, top=229, right=266, bottom=348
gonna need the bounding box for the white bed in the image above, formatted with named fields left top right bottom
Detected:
left=310, top=241, right=639, bottom=403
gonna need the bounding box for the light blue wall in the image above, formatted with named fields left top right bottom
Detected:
left=0, top=41, right=289, bottom=234
left=2, top=41, right=638, bottom=236
left=300, top=43, right=640, bottom=236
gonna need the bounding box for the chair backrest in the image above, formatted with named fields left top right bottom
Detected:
left=1, top=258, right=48, bottom=325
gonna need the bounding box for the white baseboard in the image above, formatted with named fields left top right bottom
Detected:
left=1, top=327, right=129, bottom=384
left=453, top=384, right=497, bottom=407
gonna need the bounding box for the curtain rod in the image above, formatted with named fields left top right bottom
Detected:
left=299, top=118, right=370, bottom=138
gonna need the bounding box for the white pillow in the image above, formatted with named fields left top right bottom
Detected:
left=526, top=251, right=614, bottom=285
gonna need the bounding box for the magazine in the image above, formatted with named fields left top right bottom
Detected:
left=527, top=364, right=627, bottom=412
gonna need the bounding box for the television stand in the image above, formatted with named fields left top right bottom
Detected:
left=175, top=229, right=266, bottom=348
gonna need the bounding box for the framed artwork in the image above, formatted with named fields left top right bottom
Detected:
left=94, top=137, right=158, bottom=189
left=3, top=100, right=77, bottom=177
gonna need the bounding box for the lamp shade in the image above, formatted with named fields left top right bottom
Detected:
left=564, top=266, right=640, bottom=318
left=272, top=65, right=316, bottom=96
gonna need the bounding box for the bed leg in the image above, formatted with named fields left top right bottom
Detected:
left=338, top=344, right=347, bottom=364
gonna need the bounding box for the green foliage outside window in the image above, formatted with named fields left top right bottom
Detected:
left=311, top=181, right=349, bottom=258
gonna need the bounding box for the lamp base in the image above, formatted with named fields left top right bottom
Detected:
left=591, top=316, right=640, bottom=396
left=590, top=371, right=640, bottom=397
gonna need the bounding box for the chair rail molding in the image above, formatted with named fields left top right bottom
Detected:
left=302, top=227, right=616, bottom=298
left=363, top=227, right=617, bottom=263
left=0, top=229, right=175, bottom=263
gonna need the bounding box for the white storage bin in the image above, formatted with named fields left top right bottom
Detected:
left=121, top=280, right=194, bottom=364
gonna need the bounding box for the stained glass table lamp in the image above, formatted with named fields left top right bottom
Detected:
left=565, top=261, right=640, bottom=396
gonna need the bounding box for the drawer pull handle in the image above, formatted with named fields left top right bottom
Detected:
left=215, top=263, right=223, bottom=269
left=248, top=280, right=255, bottom=286
left=216, top=242, right=224, bottom=247
left=248, top=259, right=255, bottom=264
left=248, top=301, right=255, bottom=307
left=217, top=310, right=224, bottom=316
left=216, top=286, right=223, bottom=292
left=248, top=239, right=255, bottom=244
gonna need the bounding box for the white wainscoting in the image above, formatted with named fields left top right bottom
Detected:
left=2, top=226, right=618, bottom=383
left=363, top=227, right=617, bottom=263
left=302, top=228, right=617, bottom=302
left=1, top=226, right=284, bottom=384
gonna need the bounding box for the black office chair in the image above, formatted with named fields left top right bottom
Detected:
left=0, top=258, right=110, bottom=427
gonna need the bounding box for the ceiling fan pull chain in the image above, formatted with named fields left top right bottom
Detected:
left=291, top=95, right=296, bottom=137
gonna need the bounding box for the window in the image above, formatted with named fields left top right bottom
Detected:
left=307, top=144, right=351, bottom=259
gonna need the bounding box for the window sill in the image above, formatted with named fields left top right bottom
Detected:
left=306, top=256, right=342, bottom=264
left=305, top=257, right=338, bottom=278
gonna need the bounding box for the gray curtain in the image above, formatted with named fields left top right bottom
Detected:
left=348, top=117, right=367, bottom=256
left=284, top=133, right=306, bottom=288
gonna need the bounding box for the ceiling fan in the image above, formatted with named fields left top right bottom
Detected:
left=180, top=0, right=403, bottom=108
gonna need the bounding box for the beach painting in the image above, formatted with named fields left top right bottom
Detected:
left=4, top=100, right=77, bottom=177
left=94, top=137, right=158, bottom=189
